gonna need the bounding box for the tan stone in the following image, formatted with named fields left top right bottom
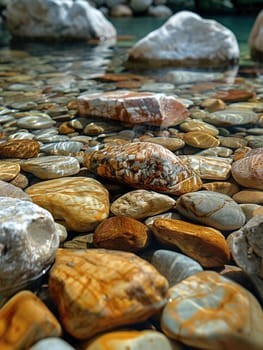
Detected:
left=93, top=216, right=149, bottom=252
left=233, top=190, right=263, bottom=204
left=0, top=139, right=40, bottom=158
left=0, top=291, right=61, bottom=349
left=213, top=89, right=255, bottom=102
left=151, top=218, right=230, bottom=268
left=202, top=181, right=240, bottom=196
left=25, top=177, right=109, bottom=232
left=183, top=131, right=220, bottom=149
left=253, top=206, right=263, bottom=216
left=179, top=118, right=219, bottom=136
left=142, top=137, right=185, bottom=152
left=0, top=161, right=20, bottom=181
left=49, top=248, right=168, bottom=339
left=201, top=98, right=226, bottom=112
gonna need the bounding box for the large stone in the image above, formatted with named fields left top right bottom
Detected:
left=5, top=0, right=116, bottom=41
left=128, top=10, right=239, bottom=67
left=249, top=9, right=263, bottom=61
left=0, top=197, right=59, bottom=298
left=25, top=177, right=110, bottom=232
left=77, top=91, right=190, bottom=127
left=49, top=248, right=168, bottom=339
left=161, top=271, right=263, bottom=350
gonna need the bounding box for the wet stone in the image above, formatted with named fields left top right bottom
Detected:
left=183, top=131, right=220, bottom=148
left=219, top=136, right=248, bottom=149
left=0, top=179, right=31, bottom=201
left=49, top=248, right=168, bottom=339
left=179, top=118, right=219, bottom=136
left=0, top=139, right=40, bottom=158
left=40, top=141, right=83, bottom=156
left=110, top=189, right=176, bottom=220
left=9, top=172, right=29, bottom=189
left=0, top=161, right=20, bottom=181
left=197, top=146, right=233, bottom=157
left=202, top=181, right=240, bottom=196
left=16, top=115, right=56, bottom=129
left=203, top=108, right=259, bottom=126
left=233, top=190, right=263, bottom=204
left=141, top=136, right=185, bottom=152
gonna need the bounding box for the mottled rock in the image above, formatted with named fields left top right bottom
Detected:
left=0, top=291, right=62, bottom=349
left=151, top=250, right=203, bottom=287
left=30, top=337, right=76, bottom=350
left=25, top=177, right=109, bottom=232
left=128, top=11, right=239, bottom=67
left=93, top=216, right=149, bottom=252
left=151, top=218, right=230, bottom=267
left=21, top=155, right=80, bottom=179
left=231, top=148, right=263, bottom=190
left=84, top=142, right=202, bottom=196
left=0, top=139, right=40, bottom=158
left=176, top=190, right=246, bottom=230
left=161, top=271, right=263, bottom=350
left=77, top=91, right=190, bottom=127
left=0, top=161, right=20, bottom=181
left=83, top=330, right=182, bottom=350
left=110, top=189, right=176, bottom=219
left=0, top=197, right=59, bottom=296
left=49, top=248, right=168, bottom=339
left=0, top=179, right=31, bottom=201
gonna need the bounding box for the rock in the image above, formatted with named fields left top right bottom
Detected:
left=0, top=179, right=32, bottom=201
left=141, top=137, right=185, bottom=152
left=110, top=4, right=133, bottom=16
left=130, top=0, right=153, bottom=12
left=30, top=337, right=76, bottom=350
left=128, top=11, right=239, bottom=68
left=0, top=161, right=20, bottom=181
left=5, top=0, right=116, bottom=41
left=0, top=197, right=59, bottom=298
left=0, top=139, right=40, bottom=158
left=202, top=181, right=240, bottom=196
left=233, top=190, right=263, bottom=204
left=25, top=177, right=109, bottom=232
left=219, top=136, right=248, bottom=149
left=77, top=91, right=190, bottom=127
left=176, top=190, right=246, bottom=231
left=9, top=172, right=29, bottom=189
left=203, top=108, right=259, bottom=126
left=249, top=9, right=263, bottom=61
left=151, top=250, right=203, bottom=287
left=93, top=216, right=149, bottom=252
left=227, top=215, right=263, bottom=278
left=212, top=89, right=254, bottom=102
left=151, top=218, right=230, bottom=267
left=49, top=248, right=168, bottom=339
left=84, top=142, right=202, bottom=196
left=179, top=118, right=219, bottom=136
left=161, top=271, right=263, bottom=350
left=183, top=131, right=220, bottom=148
left=148, top=5, right=173, bottom=17
left=231, top=148, right=263, bottom=190
left=83, top=330, right=182, bottom=350
left=110, top=189, right=176, bottom=219
left=0, top=291, right=62, bottom=349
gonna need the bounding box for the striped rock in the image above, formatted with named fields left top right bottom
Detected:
left=84, top=142, right=202, bottom=196
left=161, top=271, right=263, bottom=350
left=77, top=91, right=190, bottom=127
left=0, top=139, right=40, bottom=158
left=0, top=162, right=20, bottom=181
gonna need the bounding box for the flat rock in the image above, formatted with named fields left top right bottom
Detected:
left=49, top=248, right=168, bottom=339
left=204, top=108, right=259, bottom=126
left=0, top=161, right=20, bottom=181
left=183, top=131, right=220, bottom=148
left=176, top=190, right=246, bottom=230
left=0, top=139, right=40, bottom=158
left=77, top=91, right=190, bottom=127
left=233, top=190, right=263, bottom=204
left=25, top=177, right=109, bottom=232
left=161, top=271, right=263, bottom=350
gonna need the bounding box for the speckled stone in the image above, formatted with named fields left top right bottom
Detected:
left=176, top=190, right=246, bottom=230
left=161, top=271, right=263, bottom=350
left=21, top=156, right=80, bottom=179
left=49, top=248, right=168, bottom=339
left=110, top=189, right=176, bottom=219
left=25, top=177, right=110, bottom=232
left=151, top=218, right=230, bottom=267
left=83, top=330, right=182, bottom=350
left=0, top=161, right=20, bottom=181
left=151, top=250, right=203, bottom=287
left=0, top=139, right=40, bottom=158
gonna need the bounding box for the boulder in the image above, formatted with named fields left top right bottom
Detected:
left=128, top=10, right=239, bottom=68
left=249, top=9, right=263, bottom=61
left=5, top=0, right=117, bottom=41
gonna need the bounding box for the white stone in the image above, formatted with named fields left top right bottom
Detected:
left=30, top=337, right=76, bottom=350
left=249, top=9, right=263, bottom=56
left=128, top=10, right=239, bottom=67
left=148, top=5, right=172, bottom=17
left=5, top=0, right=117, bottom=41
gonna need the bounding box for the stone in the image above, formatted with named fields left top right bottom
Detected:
left=227, top=215, right=263, bottom=278
left=21, top=155, right=80, bottom=179
left=49, top=248, right=168, bottom=339
left=0, top=139, right=40, bottom=158
left=5, top=0, right=117, bottom=41
left=0, top=291, right=62, bottom=349
left=151, top=218, right=230, bottom=267
left=183, top=131, right=220, bottom=148
left=77, top=91, right=190, bottom=127
left=161, top=271, right=263, bottom=350
left=30, top=338, right=76, bottom=350
left=0, top=161, right=20, bottom=181
left=179, top=118, right=219, bottom=136
left=40, top=141, right=83, bottom=155
left=110, top=189, right=176, bottom=219
left=142, top=137, right=185, bottom=152
left=219, top=136, right=248, bottom=149
left=197, top=146, right=233, bottom=157
left=110, top=4, right=133, bottom=17
left=93, top=216, right=149, bottom=252
left=25, top=177, right=109, bottom=232
left=240, top=203, right=262, bottom=221
left=202, top=181, right=240, bottom=196
left=176, top=190, right=246, bottom=231
left=16, top=115, right=56, bottom=129
left=233, top=190, right=263, bottom=204
left=212, top=89, right=254, bottom=102
left=231, top=148, right=263, bottom=190
left=83, top=330, right=182, bottom=350
left=130, top=0, right=152, bottom=12
left=203, top=108, right=259, bottom=126
left=249, top=9, right=263, bottom=61
left=201, top=98, right=226, bottom=112
left=148, top=5, right=173, bottom=17
left=128, top=11, right=239, bottom=67
left=84, top=142, right=202, bottom=196
left=151, top=250, right=203, bottom=287
left=9, top=172, right=29, bottom=189
left=0, top=179, right=32, bottom=201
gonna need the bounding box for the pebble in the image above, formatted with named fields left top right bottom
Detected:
left=30, top=338, right=76, bottom=350
left=0, top=139, right=40, bottom=158
left=110, top=189, right=176, bottom=219
left=151, top=218, right=230, bottom=267
left=176, top=190, right=246, bottom=230
left=179, top=118, right=219, bottom=136
left=233, top=189, right=263, bottom=204
left=0, top=161, right=20, bottom=181
left=219, top=135, right=248, bottom=148
left=141, top=136, right=185, bottom=151
left=40, top=141, right=83, bottom=155
left=202, top=181, right=240, bottom=196
left=21, top=156, right=80, bottom=179
left=204, top=108, right=259, bottom=126
left=161, top=271, right=263, bottom=350
left=16, top=115, right=56, bottom=129
left=49, top=248, right=168, bottom=339
left=25, top=177, right=109, bottom=232
left=0, top=179, right=32, bottom=201
left=183, top=131, right=220, bottom=148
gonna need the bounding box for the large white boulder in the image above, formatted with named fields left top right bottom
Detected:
left=128, top=10, right=239, bottom=67
left=249, top=9, right=263, bottom=61
left=5, top=0, right=117, bottom=41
